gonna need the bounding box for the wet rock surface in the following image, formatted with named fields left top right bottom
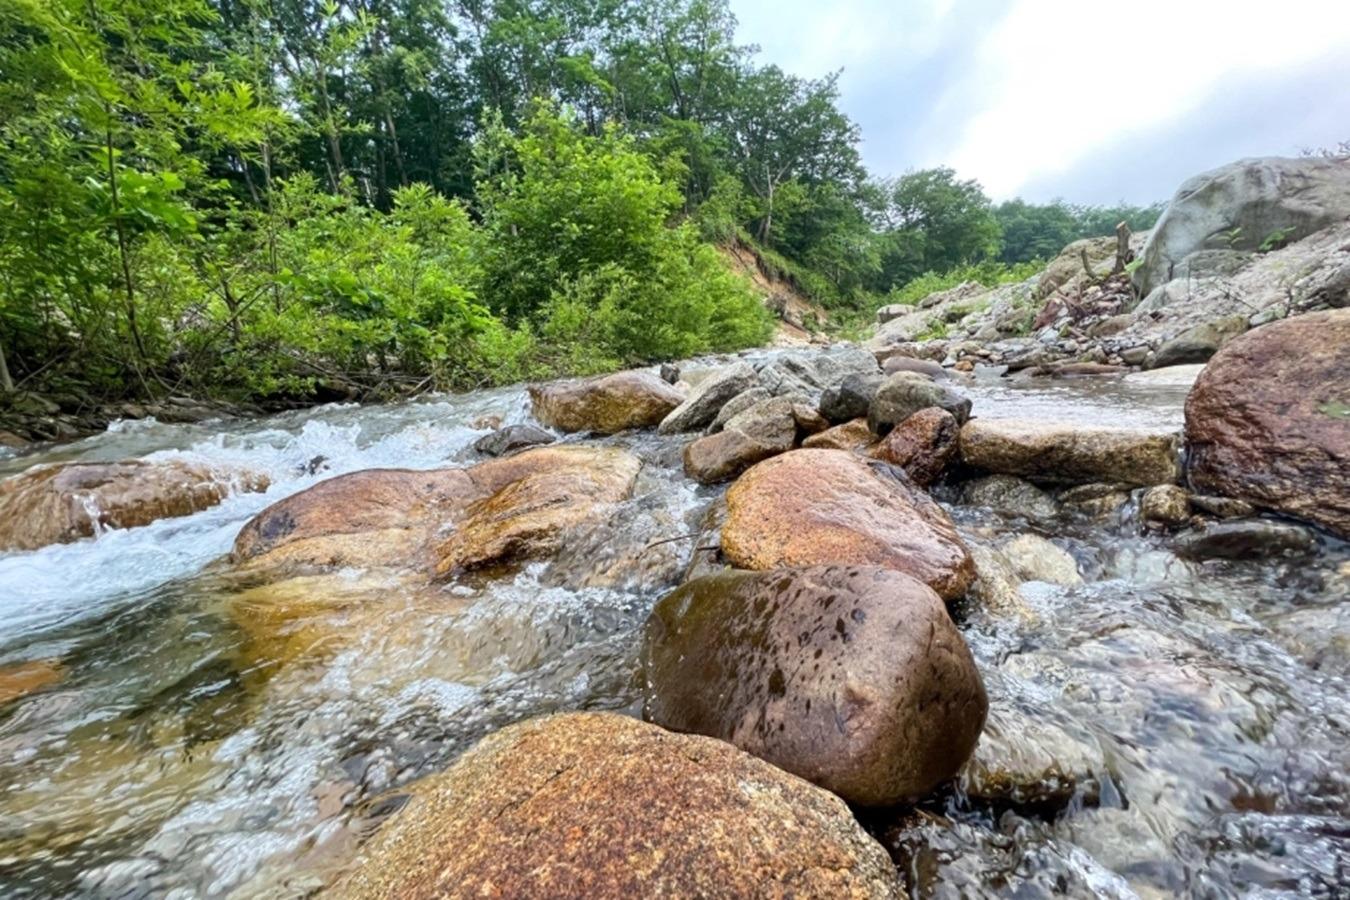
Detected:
left=658, top=362, right=757, bottom=434
left=471, top=423, right=555, bottom=457
left=960, top=418, right=1180, bottom=487
left=642, top=566, right=987, bottom=806
left=721, top=449, right=976, bottom=600
left=528, top=370, right=684, bottom=434
left=0, top=460, right=269, bottom=551
left=682, top=396, right=797, bottom=484
left=330, top=712, right=901, bottom=899
left=1185, top=308, right=1350, bottom=537
left=802, top=417, right=876, bottom=451
left=868, top=372, right=971, bottom=435
left=1173, top=519, right=1318, bottom=560
left=871, top=407, right=959, bottom=486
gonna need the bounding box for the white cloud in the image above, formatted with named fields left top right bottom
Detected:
left=733, top=0, right=1350, bottom=198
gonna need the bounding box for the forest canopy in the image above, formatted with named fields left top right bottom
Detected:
left=0, top=0, right=1161, bottom=402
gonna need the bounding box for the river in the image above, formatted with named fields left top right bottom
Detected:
left=0, top=360, right=1345, bottom=898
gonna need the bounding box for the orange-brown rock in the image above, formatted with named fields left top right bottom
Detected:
left=721, top=449, right=975, bottom=600
left=642, top=566, right=987, bottom=806
left=231, top=446, right=641, bottom=577
left=0, top=460, right=269, bottom=552
left=529, top=370, right=684, bottom=434
left=802, top=418, right=877, bottom=451
left=959, top=419, right=1180, bottom=487
left=0, top=659, right=63, bottom=705
left=1185, top=309, right=1350, bottom=537
left=871, top=407, right=959, bottom=486
left=328, top=712, right=900, bottom=900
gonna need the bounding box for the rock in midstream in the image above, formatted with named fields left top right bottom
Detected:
left=959, top=419, right=1180, bottom=487
left=230, top=445, right=641, bottom=577
left=868, top=372, right=972, bottom=436
left=803, top=417, right=877, bottom=452
left=871, top=407, right=959, bottom=486
left=658, top=362, right=758, bottom=434
left=682, top=396, right=797, bottom=484
left=327, top=712, right=901, bottom=899
left=721, top=449, right=976, bottom=601
left=0, top=460, right=269, bottom=552
left=1184, top=308, right=1350, bottom=538
left=641, top=565, right=987, bottom=807
left=528, top=369, right=684, bottom=434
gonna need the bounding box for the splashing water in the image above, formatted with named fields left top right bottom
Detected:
left=0, top=369, right=1345, bottom=898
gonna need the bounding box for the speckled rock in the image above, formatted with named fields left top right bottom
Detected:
left=961, top=475, right=1059, bottom=520
left=0, top=460, right=269, bottom=552
left=328, top=712, right=901, bottom=900
left=721, top=449, right=975, bottom=601
left=683, top=397, right=796, bottom=484
left=1141, top=484, right=1191, bottom=527
left=529, top=370, right=684, bottom=434
left=641, top=566, right=987, bottom=806
left=959, top=419, right=1180, bottom=487
left=998, top=534, right=1081, bottom=586
left=871, top=407, right=959, bottom=486
left=1185, top=309, right=1350, bottom=537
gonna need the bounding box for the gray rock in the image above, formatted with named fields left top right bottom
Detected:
left=683, top=398, right=797, bottom=485
left=658, top=363, right=758, bottom=434
left=756, top=347, right=879, bottom=402
left=1135, top=156, right=1350, bottom=295
left=882, top=356, right=949, bottom=379
left=706, top=387, right=771, bottom=434
left=1171, top=249, right=1254, bottom=281
left=1150, top=315, right=1248, bottom=369
left=998, top=534, right=1081, bottom=586
left=1174, top=519, right=1317, bottom=560
left=472, top=424, right=555, bottom=457
left=819, top=373, right=883, bottom=424
left=1140, top=484, right=1191, bottom=527
left=868, top=372, right=971, bottom=436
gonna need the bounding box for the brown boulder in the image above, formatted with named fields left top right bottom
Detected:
left=329, top=712, right=900, bottom=900
left=871, top=407, right=959, bottom=486
left=528, top=369, right=684, bottom=434
left=1184, top=309, right=1350, bottom=537
left=721, top=449, right=975, bottom=601
left=0, top=460, right=269, bottom=552
left=232, top=446, right=641, bottom=576
left=642, top=566, right=987, bottom=806
left=803, top=418, right=877, bottom=452
left=959, top=419, right=1180, bottom=487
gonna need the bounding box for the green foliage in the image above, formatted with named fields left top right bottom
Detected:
left=994, top=199, right=1163, bottom=264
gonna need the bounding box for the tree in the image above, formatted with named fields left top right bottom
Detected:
left=873, top=167, right=1001, bottom=288
left=721, top=66, right=860, bottom=246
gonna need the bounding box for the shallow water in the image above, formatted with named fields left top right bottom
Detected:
left=0, top=362, right=1345, bottom=898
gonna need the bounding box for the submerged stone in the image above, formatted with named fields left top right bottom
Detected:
left=641, top=566, right=987, bottom=807
left=0, top=459, right=269, bottom=552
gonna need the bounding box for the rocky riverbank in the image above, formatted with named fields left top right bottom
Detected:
left=0, top=156, right=1347, bottom=897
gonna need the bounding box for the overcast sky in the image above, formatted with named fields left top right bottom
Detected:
left=730, top=0, right=1350, bottom=205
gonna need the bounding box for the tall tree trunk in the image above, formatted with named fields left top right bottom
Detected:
left=0, top=340, right=13, bottom=394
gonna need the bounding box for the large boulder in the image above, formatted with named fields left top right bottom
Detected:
left=871, top=407, right=959, bottom=486
left=1184, top=309, right=1350, bottom=537
left=0, top=460, right=269, bottom=552
left=868, top=372, right=971, bottom=436
left=1135, top=157, right=1350, bottom=296
left=658, top=362, right=758, bottom=434
left=529, top=370, right=683, bottom=434
left=721, top=449, right=975, bottom=601
left=1036, top=236, right=1119, bottom=300
left=642, top=566, right=987, bottom=807
left=682, top=397, right=796, bottom=484
left=329, top=712, right=900, bottom=900
left=959, top=419, right=1180, bottom=487
left=231, top=446, right=641, bottom=576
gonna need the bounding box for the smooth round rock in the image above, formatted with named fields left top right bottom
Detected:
left=328, top=712, right=901, bottom=899
left=872, top=407, right=959, bottom=486
left=721, top=449, right=975, bottom=601
left=641, top=566, right=988, bottom=806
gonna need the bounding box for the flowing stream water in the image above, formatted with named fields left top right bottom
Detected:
left=0, top=360, right=1345, bottom=898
